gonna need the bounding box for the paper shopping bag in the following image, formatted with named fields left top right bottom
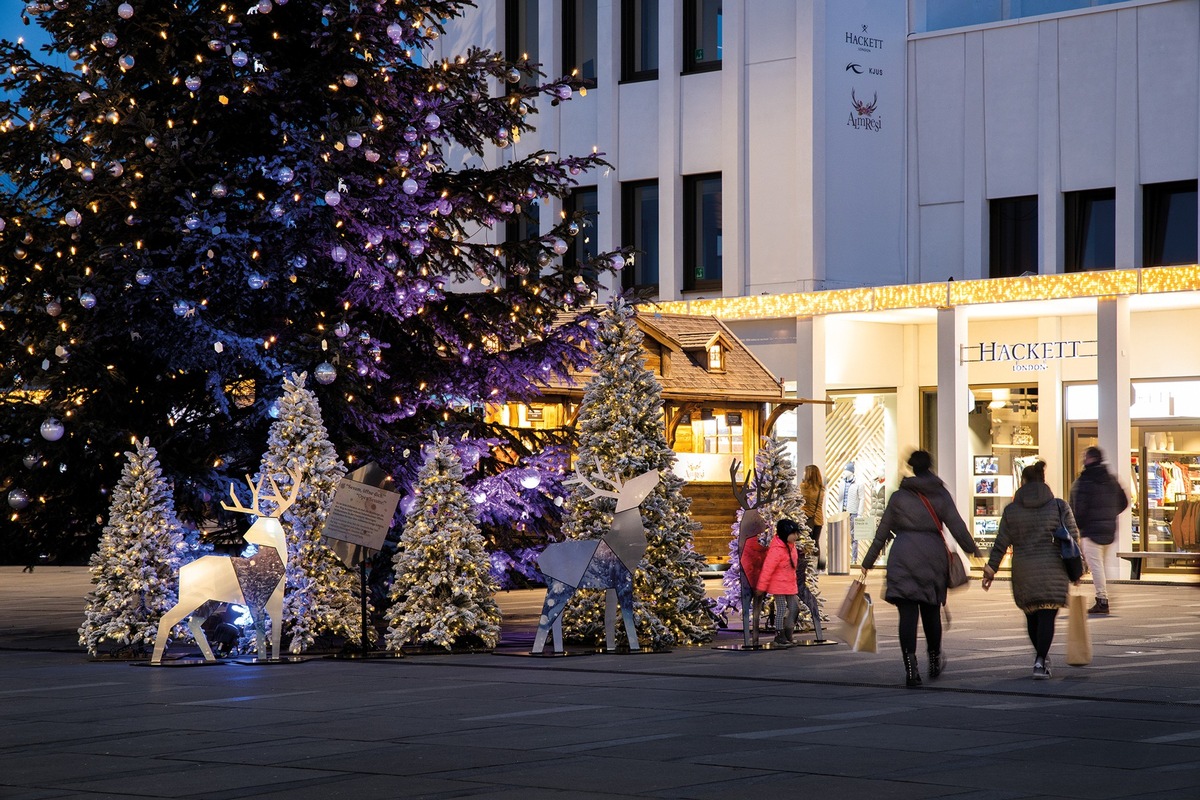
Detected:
left=1066, top=589, right=1092, bottom=666
left=836, top=578, right=868, bottom=624
left=847, top=593, right=877, bottom=653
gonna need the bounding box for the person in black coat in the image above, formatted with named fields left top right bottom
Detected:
left=1069, top=446, right=1128, bottom=614
left=861, top=450, right=981, bottom=688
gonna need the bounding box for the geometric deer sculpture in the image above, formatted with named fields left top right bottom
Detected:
left=531, top=459, right=660, bottom=655
left=150, top=470, right=300, bottom=665
left=729, top=461, right=779, bottom=648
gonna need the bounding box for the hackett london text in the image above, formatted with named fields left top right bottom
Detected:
left=961, top=340, right=1097, bottom=365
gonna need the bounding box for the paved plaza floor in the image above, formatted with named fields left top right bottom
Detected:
left=1, top=567, right=1199, bottom=799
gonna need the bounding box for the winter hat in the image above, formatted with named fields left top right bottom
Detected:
left=776, top=518, right=801, bottom=537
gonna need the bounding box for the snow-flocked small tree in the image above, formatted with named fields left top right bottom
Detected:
left=385, top=433, right=500, bottom=651
left=560, top=297, right=717, bottom=649
left=256, top=371, right=360, bottom=653
left=79, top=438, right=188, bottom=657
left=714, top=437, right=823, bottom=629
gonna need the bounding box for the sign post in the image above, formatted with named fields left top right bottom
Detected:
left=321, top=464, right=401, bottom=657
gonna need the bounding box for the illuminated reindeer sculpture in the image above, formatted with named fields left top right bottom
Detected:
left=531, top=460, right=660, bottom=654
left=730, top=461, right=780, bottom=648
left=151, top=471, right=300, bottom=664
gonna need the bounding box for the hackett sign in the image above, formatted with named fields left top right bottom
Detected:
left=961, top=339, right=1098, bottom=371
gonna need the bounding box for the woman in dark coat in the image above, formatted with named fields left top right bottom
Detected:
left=861, top=450, right=981, bottom=687
left=982, top=460, right=1081, bottom=679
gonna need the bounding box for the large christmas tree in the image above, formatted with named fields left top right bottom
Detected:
left=561, top=297, right=717, bottom=650
left=0, top=1, right=617, bottom=563
left=79, top=438, right=188, bottom=657
left=257, top=371, right=359, bottom=653
left=385, top=432, right=500, bottom=651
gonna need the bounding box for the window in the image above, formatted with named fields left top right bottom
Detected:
left=1144, top=180, right=1197, bottom=267
left=684, top=173, right=722, bottom=291
left=621, top=180, right=659, bottom=291
left=563, top=187, right=599, bottom=281
left=1065, top=188, right=1115, bottom=272
left=504, top=202, right=540, bottom=284
left=683, top=0, right=722, bottom=74
left=989, top=195, right=1038, bottom=278
left=621, top=0, right=658, bottom=82
left=563, top=0, right=598, bottom=86
left=707, top=344, right=724, bottom=372
left=505, top=0, right=539, bottom=90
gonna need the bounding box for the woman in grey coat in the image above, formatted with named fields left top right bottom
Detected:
left=861, top=451, right=981, bottom=688
left=982, top=460, right=1081, bottom=680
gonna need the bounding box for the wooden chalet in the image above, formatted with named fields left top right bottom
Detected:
left=493, top=311, right=816, bottom=567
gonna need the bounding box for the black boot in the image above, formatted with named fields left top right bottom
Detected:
left=902, top=651, right=922, bottom=688
left=928, top=649, right=945, bottom=680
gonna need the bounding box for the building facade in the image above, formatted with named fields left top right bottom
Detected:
left=447, top=0, right=1200, bottom=577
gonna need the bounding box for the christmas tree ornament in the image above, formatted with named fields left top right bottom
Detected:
left=257, top=0, right=273, bottom=12
left=117, top=3, right=133, bottom=19
left=276, top=165, right=294, bottom=183
left=269, top=203, right=285, bottom=218
left=550, top=237, right=568, bottom=255
left=313, top=362, right=337, bottom=384
left=118, top=55, right=135, bottom=70
left=172, top=299, right=192, bottom=316
left=401, top=177, right=418, bottom=195
left=247, top=272, right=265, bottom=289
left=231, top=50, right=249, bottom=68
left=342, top=72, right=358, bottom=88
left=566, top=221, right=580, bottom=236
left=185, top=75, right=201, bottom=91
left=424, top=112, right=440, bottom=130
left=346, top=131, right=362, bottom=148
left=211, top=182, right=227, bottom=198
left=107, top=161, right=123, bottom=177
left=100, top=32, right=117, bottom=48
left=407, top=240, right=424, bottom=256
left=184, top=214, right=201, bottom=230
left=506, top=67, right=521, bottom=83
left=207, top=39, right=223, bottom=51
left=7, top=488, right=30, bottom=510
left=45, top=299, right=62, bottom=316
left=143, top=134, right=157, bottom=150
left=334, top=321, right=350, bottom=338
left=324, top=189, right=341, bottom=206
left=386, top=22, right=403, bottom=42
left=331, top=244, right=348, bottom=262
left=40, top=418, right=65, bottom=441
left=135, top=268, right=152, bottom=285
left=80, top=167, right=94, bottom=181
left=64, top=209, right=82, bottom=227
left=23, top=453, right=41, bottom=469
left=78, top=291, right=97, bottom=309
left=402, top=125, right=418, bottom=142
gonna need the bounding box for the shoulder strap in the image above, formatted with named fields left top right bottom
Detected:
left=909, top=488, right=942, bottom=530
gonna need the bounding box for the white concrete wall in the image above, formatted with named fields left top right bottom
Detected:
left=910, top=0, right=1200, bottom=276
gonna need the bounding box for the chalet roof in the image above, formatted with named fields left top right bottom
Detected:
left=541, top=309, right=790, bottom=404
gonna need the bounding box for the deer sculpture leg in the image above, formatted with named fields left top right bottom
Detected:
left=613, top=572, right=640, bottom=651
left=152, top=602, right=196, bottom=664
left=532, top=579, right=575, bottom=654
left=187, top=613, right=218, bottom=662
left=265, top=583, right=285, bottom=660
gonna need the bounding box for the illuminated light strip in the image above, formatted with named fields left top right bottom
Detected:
left=643, top=265, right=1199, bottom=320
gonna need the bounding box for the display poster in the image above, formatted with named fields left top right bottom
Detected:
left=322, top=478, right=401, bottom=552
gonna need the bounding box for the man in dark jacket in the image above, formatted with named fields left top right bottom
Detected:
left=1069, top=446, right=1129, bottom=614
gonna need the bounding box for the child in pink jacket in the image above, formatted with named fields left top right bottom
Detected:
left=755, top=519, right=801, bottom=646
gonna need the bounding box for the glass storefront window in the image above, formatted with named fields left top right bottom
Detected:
left=968, top=385, right=1039, bottom=554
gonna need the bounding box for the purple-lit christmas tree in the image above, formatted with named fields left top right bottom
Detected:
left=0, top=2, right=619, bottom=563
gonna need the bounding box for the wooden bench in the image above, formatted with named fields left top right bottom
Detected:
left=1118, top=551, right=1200, bottom=580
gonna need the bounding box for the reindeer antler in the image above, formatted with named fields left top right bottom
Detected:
left=730, top=460, right=752, bottom=511
left=221, top=468, right=302, bottom=517
left=565, top=454, right=622, bottom=501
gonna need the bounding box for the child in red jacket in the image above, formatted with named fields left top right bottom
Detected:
left=755, top=519, right=801, bottom=646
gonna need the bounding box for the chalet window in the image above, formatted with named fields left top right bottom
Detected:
left=707, top=344, right=724, bottom=371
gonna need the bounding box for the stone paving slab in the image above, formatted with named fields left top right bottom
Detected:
left=2, top=567, right=1199, bottom=798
